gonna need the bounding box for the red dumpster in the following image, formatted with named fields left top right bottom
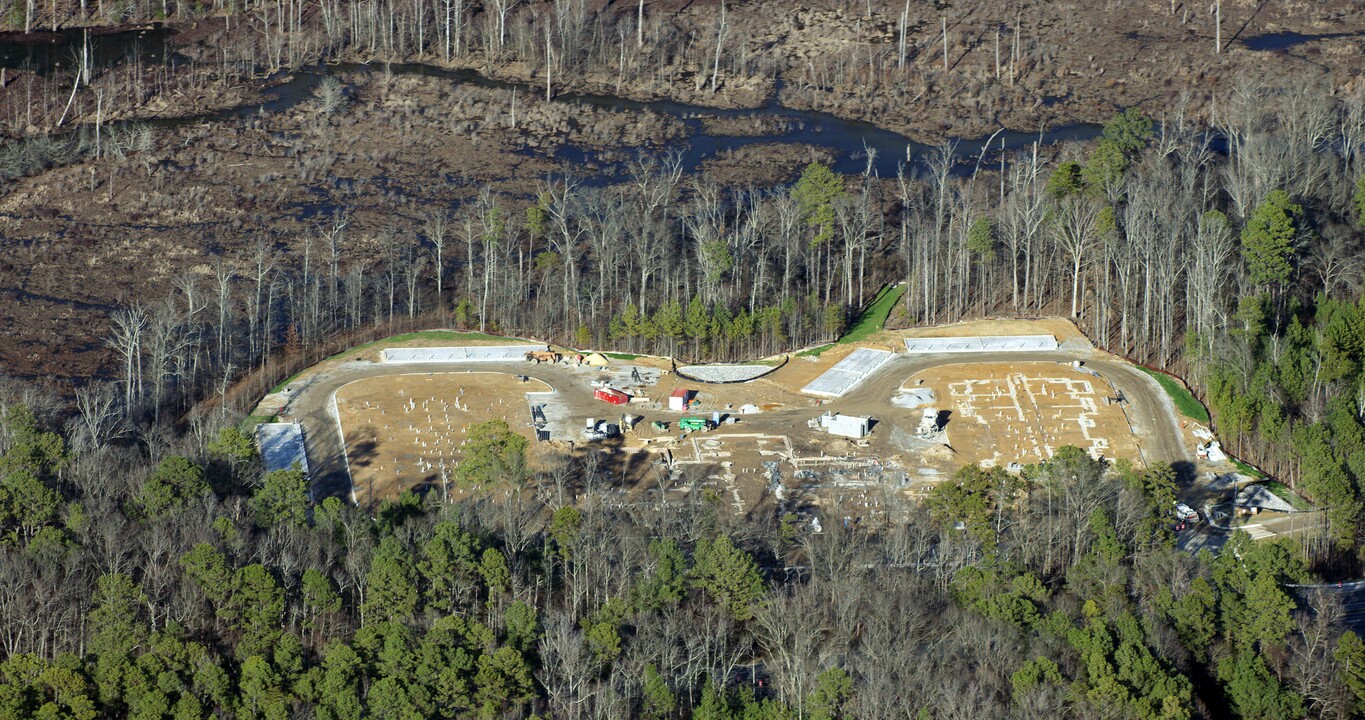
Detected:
left=594, top=388, right=630, bottom=405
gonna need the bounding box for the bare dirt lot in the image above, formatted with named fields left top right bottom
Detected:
left=334, top=371, right=552, bottom=507
left=901, top=362, right=1141, bottom=470
left=278, top=319, right=1185, bottom=516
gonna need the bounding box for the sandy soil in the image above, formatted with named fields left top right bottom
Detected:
left=650, top=371, right=818, bottom=415
left=335, top=371, right=551, bottom=507
left=900, top=361, right=1140, bottom=469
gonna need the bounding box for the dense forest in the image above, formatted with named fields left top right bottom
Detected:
left=5, top=1, right=1365, bottom=718
left=1, top=392, right=1362, bottom=720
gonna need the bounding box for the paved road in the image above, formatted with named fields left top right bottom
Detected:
left=281, top=349, right=1192, bottom=504
left=1290, top=582, right=1365, bottom=637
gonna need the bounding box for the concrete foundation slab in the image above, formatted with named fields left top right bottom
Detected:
left=381, top=345, right=544, bottom=363
left=903, top=335, right=1058, bottom=354
left=257, top=422, right=309, bottom=476
left=802, top=348, right=894, bottom=397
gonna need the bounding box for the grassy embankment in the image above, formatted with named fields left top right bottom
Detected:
left=798, top=284, right=907, bottom=357
left=1138, top=367, right=1211, bottom=425
left=1138, top=368, right=1286, bottom=492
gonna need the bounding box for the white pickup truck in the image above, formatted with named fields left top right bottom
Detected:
left=1174, top=502, right=1200, bottom=523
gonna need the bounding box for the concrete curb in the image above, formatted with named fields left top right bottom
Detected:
left=328, top=387, right=358, bottom=507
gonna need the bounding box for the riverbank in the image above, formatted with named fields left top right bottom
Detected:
left=4, top=0, right=1363, bottom=146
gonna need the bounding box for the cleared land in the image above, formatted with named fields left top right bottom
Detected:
left=903, top=362, right=1140, bottom=468
left=335, top=372, right=551, bottom=506
left=275, top=319, right=1192, bottom=512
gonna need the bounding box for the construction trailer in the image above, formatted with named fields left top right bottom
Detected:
left=668, top=388, right=695, bottom=411
left=594, top=388, right=630, bottom=405
left=828, top=414, right=871, bottom=439
left=815, top=412, right=872, bottom=439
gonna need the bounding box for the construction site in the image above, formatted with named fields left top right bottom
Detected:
left=893, top=361, right=1142, bottom=471
left=333, top=371, right=554, bottom=505
left=257, top=318, right=1248, bottom=523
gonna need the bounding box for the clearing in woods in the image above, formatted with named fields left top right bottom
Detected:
left=335, top=372, right=551, bottom=507
left=905, top=362, right=1141, bottom=468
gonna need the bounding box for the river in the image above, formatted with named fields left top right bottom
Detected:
left=1, top=25, right=1104, bottom=180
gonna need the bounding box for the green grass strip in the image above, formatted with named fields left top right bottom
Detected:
left=1231, top=457, right=1266, bottom=480
left=839, top=283, right=906, bottom=344
left=240, top=414, right=277, bottom=431
left=797, top=344, right=834, bottom=357
left=603, top=352, right=641, bottom=360
left=1138, top=367, right=1210, bottom=424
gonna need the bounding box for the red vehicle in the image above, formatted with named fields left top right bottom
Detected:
left=594, top=388, right=630, bottom=405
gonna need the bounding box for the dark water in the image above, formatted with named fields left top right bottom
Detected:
left=1242, top=31, right=1364, bottom=51
left=239, top=61, right=1103, bottom=180
left=0, top=25, right=174, bottom=73
left=0, top=26, right=1103, bottom=181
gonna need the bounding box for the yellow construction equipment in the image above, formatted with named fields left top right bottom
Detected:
left=525, top=351, right=562, bottom=364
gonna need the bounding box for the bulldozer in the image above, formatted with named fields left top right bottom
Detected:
left=525, top=351, right=562, bottom=364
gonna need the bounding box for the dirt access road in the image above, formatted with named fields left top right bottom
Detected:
left=281, top=347, right=1189, bottom=504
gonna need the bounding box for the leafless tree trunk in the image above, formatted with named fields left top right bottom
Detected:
left=107, top=307, right=148, bottom=414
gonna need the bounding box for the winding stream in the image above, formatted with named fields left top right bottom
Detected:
left=2, top=26, right=1104, bottom=180
left=243, top=62, right=1103, bottom=179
